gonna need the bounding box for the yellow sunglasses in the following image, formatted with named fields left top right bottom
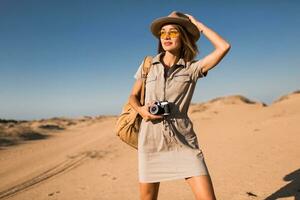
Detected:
left=159, top=30, right=180, bottom=39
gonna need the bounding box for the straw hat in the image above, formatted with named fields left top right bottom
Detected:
left=150, top=11, right=200, bottom=41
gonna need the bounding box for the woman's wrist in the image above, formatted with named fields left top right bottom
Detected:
left=137, top=105, right=143, bottom=114
left=195, top=22, right=205, bottom=34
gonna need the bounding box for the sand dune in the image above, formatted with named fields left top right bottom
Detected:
left=0, top=90, right=299, bottom=200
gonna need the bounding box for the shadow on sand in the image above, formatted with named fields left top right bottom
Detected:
left=264, top=168, right=300, bottom=200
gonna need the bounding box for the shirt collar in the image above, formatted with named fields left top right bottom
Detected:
left=152, top=52, right=186, bottom=67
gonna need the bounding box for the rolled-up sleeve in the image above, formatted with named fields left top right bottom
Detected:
left=189, top=58, right=208, bottom=80
left=134, top=59, right=146, bottom=80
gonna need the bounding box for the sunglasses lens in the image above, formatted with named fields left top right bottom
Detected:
left=160, top=30, right=179, bottom=39
left=160, top=32, right=166, bottom=38
left=170, top=31, right=179, bottom=38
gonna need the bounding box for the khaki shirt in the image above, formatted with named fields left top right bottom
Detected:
left=134, top=52, right=208, bottom=153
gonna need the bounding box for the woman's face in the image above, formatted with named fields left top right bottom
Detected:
left=160, top=24, right=182, bottom=53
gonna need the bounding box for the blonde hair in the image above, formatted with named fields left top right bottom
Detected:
left=157, top=24, right=199, bottom=62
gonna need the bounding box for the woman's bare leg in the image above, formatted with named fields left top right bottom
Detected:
left=185, top=175, right=217, bottom=200
left=139, top=182, right=160, bottom=200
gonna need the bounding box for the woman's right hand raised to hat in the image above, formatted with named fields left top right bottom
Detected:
left=138, top=100, right=164, bottom=122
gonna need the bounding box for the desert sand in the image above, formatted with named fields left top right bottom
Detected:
left=0, top=90, right=299, bottom=200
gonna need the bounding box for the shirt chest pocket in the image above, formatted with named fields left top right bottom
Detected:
left=171, top=74, right=192, bottom=92
left=145, top=74, right=157, bottom=91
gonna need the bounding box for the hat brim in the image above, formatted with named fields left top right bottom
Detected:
left=150, top=17, right=200, bottom=41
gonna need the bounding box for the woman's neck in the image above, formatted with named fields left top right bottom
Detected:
left=161, top=51, right=180, bottom=68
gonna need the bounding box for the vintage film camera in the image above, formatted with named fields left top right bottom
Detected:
left=149, top=101, right=170, bottom=116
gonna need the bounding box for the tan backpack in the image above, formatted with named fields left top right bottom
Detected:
left=114, top=56, right=153, bottom=149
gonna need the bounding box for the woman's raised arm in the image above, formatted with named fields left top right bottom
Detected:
left=185, top=14, right=231, bottom=76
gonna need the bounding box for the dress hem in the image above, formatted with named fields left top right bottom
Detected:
left=138, top=171, right=209, bottom=183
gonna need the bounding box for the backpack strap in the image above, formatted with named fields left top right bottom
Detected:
left=141, top=56, right=153, bottom=78
left=140, top=56, right=153, bottom=106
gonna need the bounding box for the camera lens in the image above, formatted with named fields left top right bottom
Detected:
left=149, top=104, right=159, bottom=115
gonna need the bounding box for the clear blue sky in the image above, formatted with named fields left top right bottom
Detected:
left=1, top=0, right=299, bottom=120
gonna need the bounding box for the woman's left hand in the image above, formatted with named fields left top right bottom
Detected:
left=185, top=13, right=205, bottom=33
left=184, top=13, right=200, bottom=26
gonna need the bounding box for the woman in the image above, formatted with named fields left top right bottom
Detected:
left=129, top=11, right=230, bottom=200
